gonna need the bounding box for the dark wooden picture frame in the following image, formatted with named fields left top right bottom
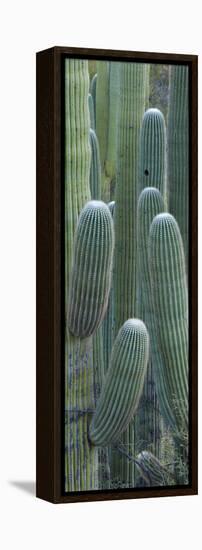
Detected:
left=36, top=46, right=198, bottom=504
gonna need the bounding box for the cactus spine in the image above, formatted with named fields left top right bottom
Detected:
left=139, top=108, right=167, bottom=202
left=68, top=200, right=114, bottom=338
left=167, top=66, right=189, bottom=263
left=65, top=59, right=98, bottom=491
left=149, top=213, right=188, bottom=439
left=89, top=129, right=101, bottom=200
left=89, top=319, right=149, bottom=446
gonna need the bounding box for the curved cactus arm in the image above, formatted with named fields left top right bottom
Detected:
left=68, top=200, right=114, bottom=338
left=139, top=108, right=167, bottom=204
left=149, top=213, right=188, bottom=439
left=167, top=65, right=189, bottom=263
left=89, top=129, right=101, bottom=200
left=89, top=319, right=149, bottom=447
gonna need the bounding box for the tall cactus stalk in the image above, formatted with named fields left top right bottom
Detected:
left=105, top=62, right=121, bottom=198
left=90, top=72, right=97, bottom=125
left=65, top=59, right=98, bottom=492
left=111, top=62, right=149, bottom=487
left=167, top=65, right=189, bottom=264
left=136, top=188, right=166, bottom=460
left=149, top=213, right=188, bottom=441
left=139, top=108, right=167, bottom=203
left=96, top=61, right=110, bottom=201
left=89, top=319, right=149, bottom=446
left=88, top=93, right=95, bottom=130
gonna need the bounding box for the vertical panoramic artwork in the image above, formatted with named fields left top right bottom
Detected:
left=64, top=58, right=189, bottom=493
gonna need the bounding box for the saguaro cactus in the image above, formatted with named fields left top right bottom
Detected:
left=102, top=201, right=115, bottom=373
left=139, top=108, right=167, bottom=203
left=149, top=213, right=188, bottom=440
left=96, top=61, right=110, bottom=199
left=88, top=93, right=95, bottom=130
left=89, top=129, right=101, bottom=200
left=167, top=65, right=189, bottom=263
left=68, top=200, right=114, bottom=338
left=90, top=72, right=97, bottom=125
left=64, top=59, right=98, bottom=492
left=89, top=319, right=149, bottom=446
left=105, top=62, right=121, bottom=191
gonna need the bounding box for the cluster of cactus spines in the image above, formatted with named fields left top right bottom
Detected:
left=102, top=201, right=115, bottom=373
left=64, top=59, right=98, bottom=492
left=89, top=319, right=149, bottom=447
left=96, top=61, right=110, bottom=199
left=68, top=200, right=115, bottom=338
left=167, top=65, right=189, bottom=263
left=149, top=213, right=188, bottom=439
left=136, top=451, right=169, bottom=486
left=88, top=93, right=95, bottom=130
left=114, top=62, right=150, bottom=335
left=89, top=129, right=101, bottom=200
left=90, top=72, right=97, bottom=125
left=105, top=62, right=121, bottom=186
left=139, top=108, right=167, bottom=203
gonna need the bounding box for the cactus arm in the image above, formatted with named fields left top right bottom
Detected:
left=89, top=319, right=149, bottom=447
left=67, top=200, right=114, bottom=338
left=88, top=93, right=95, bottom=130
left=89, top=129, right=101, bottom=200
left=139, top=108, right=167, bottom=204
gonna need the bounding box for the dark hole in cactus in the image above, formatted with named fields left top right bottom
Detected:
left=144, top=169, right=149, bottom=176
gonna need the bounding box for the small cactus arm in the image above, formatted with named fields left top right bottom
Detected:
left=88, top=93, right=95, bottom=130
left=89, top=319, right=149, bottom=447
left=89, top=128, right=101, bottom=200
left=149, top=213, right=188, bottom=440
left=167, top=65, right=189, bottom=264
left=67, top=200, right=114, bottom=338
left=139, top=108, right=167, bottom=204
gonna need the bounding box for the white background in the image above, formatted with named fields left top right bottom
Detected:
left=0, top=1, right=200, bottom=548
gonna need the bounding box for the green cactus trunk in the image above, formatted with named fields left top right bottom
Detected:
left=67, top=200, right=114, bottom=338
left=89, top=319, right=149, bottom=446
left=90, top=72, right=97, bottom=125
left=167, top=65, right=189, bottom=265
left=96, top=61, right=110, bottom=201
left=111, top=62, right=149, bottom=487
left=105, top=62, right=121, bottom=198
left=64, top=59, right=98, bottom=492
left=89, top=129, right=101, bottom=200
left=149, top=213, right=188, bottom=442
left=88, top=93, right=95, bottom=130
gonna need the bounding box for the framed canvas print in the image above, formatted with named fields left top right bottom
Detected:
left=36, top=46, right=198, bottom=503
